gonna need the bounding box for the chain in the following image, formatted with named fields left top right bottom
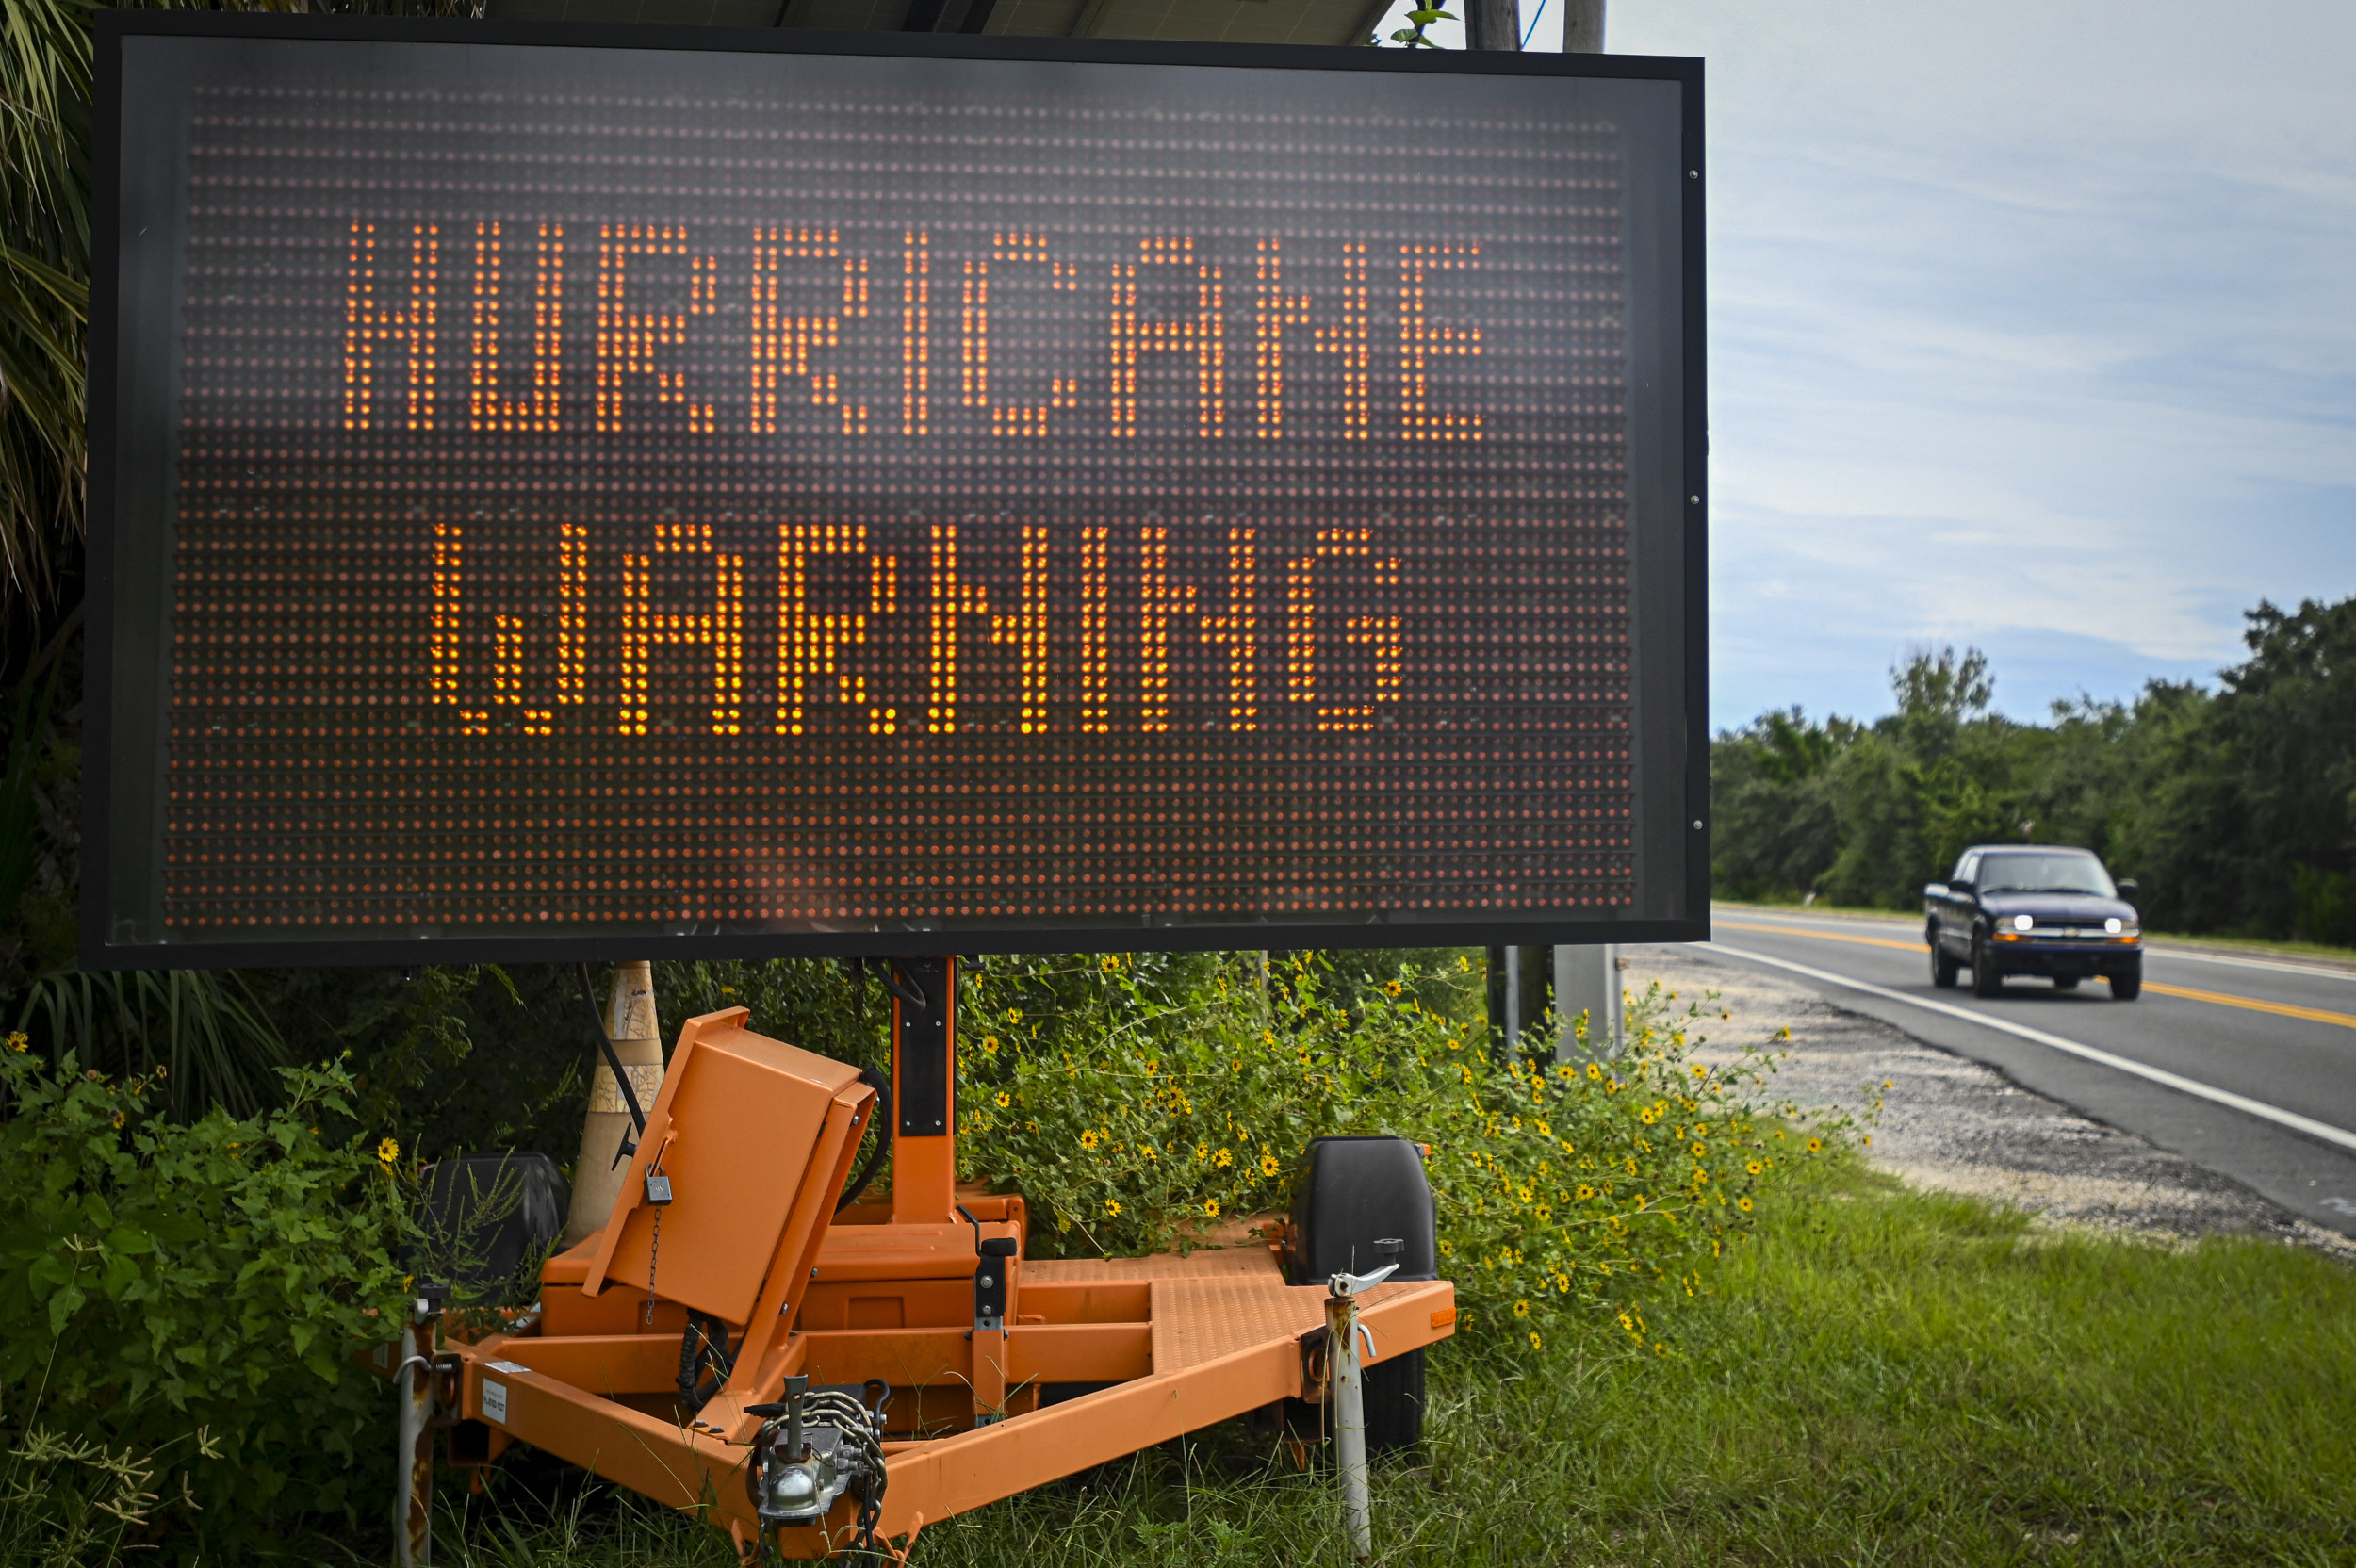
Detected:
left=644, top=1194, right=662, bottom=1330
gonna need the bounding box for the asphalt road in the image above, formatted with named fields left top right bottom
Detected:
left=1694, top=905, right=2356, bottom=1239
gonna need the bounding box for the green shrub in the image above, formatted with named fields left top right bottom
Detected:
left=0, top=1036, right=413, bottom=1552
left=957, top=953, right=1808, bottom=1354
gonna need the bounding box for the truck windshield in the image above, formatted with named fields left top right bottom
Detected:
left=1975, top=854, right=2115, bottom=897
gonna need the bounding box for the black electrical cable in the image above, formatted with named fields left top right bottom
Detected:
left=834, top=1067, right=893, bottom=1213
left=865, top=957, right=928, bottom=1016
left=577, top=963, right=649, bottom=1159
left=677, top=1310, right=735, bottom=1415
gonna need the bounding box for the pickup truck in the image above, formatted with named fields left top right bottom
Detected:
left=1923, top=845, right=2142, bottom=1000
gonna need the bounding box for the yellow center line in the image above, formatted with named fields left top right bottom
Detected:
left=2142, top=981, right=2356, bottom=1032
left=1714, top=918, right=2356, bottom=1032
left=1714, top=919, right=1922, bottom=954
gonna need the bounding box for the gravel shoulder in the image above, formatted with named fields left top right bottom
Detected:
left=1622, top=942, right=2356, bottom=1259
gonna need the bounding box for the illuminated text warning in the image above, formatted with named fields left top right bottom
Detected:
left=113, top=36, right=1669, bottom=945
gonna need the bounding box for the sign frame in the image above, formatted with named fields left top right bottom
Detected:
left=84, top=9, right=1708, bottom=969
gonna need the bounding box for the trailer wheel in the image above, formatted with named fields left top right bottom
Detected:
left=1279, top=1349, right=1427, bottom=1458
left=1288, top=1135, right=1439, bottom=1453
left=1363, top=1348, right=1427, bottom=1453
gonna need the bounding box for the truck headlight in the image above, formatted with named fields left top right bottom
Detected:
left=2012, top=914, right=2034, bottom=932
left=2104, top=917, right=2121, bottom=934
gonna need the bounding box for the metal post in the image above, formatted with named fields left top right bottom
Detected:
left=395, top=1286, right=444, bottom=1568
left=1503, top=944, right=1521, bottom=1052
left=1324, top=1259, right=1398, bottom=1560
left=1327, top=1285, right=1371, bottom=1559
left=1554, top=943, right=1620, bottom=1062
left=890, top=956, right=957, bottom=1226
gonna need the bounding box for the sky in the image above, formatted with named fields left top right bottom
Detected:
left=1371, top=0, right=2356, bottom=732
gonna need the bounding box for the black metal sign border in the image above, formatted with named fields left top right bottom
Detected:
left=84, top=9, right=1708, bottom=969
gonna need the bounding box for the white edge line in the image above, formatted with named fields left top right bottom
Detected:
left=2139, top=947, right=2356, bottom=984
left=1702, top=941, right=2356, bottom=1156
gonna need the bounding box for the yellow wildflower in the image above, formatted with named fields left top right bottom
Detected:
left=1104, top=1199, right=1121, bottom=1217
left=1738, top=1196, right=1754, bottom=1212
left=1259, top=1152, right=1280, bottom=1177
left=1080, top=1130, right=1101, bottom=1151
left=1203, top=1199, right=1220, bottom=1218
left=983, top=1036, right=999, bottom=1054
left=377, top=1137, right=401, bottom=1167
left=6, top=1031, right=27, bottom=1053
left=1214, top=1148, right=1234, bottom=1168
left=995, top=1091, right=1011, bottom=1108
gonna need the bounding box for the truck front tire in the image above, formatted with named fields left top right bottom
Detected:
left=1971, top=939, right=2004, bottom=998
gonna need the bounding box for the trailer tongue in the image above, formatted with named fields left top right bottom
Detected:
left=397, top=961, right=1456, bottom=1562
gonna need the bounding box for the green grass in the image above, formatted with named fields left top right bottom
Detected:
left=440, top=1154, right=2356, bottom=1567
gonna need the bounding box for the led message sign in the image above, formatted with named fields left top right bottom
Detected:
left=89, top=15, right=1705, bottom=965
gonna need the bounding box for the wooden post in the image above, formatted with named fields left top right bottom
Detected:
left=1465, top=0, right=1519, bottom=51
left=562, top=961, right=665, bottom=1246
left=1559, top=0, right=1603, bottom=52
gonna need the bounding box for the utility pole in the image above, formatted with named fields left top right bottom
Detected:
left=1464, top=0, right=1518, bottom=51
left=1544, top=0, right=1613, bottom=1060
left=1560, top=0, right=1604, bottom=52
left=1471, top=0, right=1600, bottom=51
left=1473, top=0, right=1612, bottom=1058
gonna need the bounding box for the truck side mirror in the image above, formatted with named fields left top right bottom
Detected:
left=1947, top=877, right=1973, bottom=896
left=2115, top=878, right=2139, bottom=901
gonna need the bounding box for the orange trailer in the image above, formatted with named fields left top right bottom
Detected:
left=391, top=957, right=1456, bottom=1563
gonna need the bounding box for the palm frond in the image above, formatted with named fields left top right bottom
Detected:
left=12, top=966, right=292, bottom=1119
left=0, top=0, right=90, bottom=634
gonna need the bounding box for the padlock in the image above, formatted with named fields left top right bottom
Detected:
left=646, top=1170, right=674, bottom=1206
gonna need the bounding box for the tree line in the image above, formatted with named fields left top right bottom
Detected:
left=1710, top=596, right=2356, bottom=946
